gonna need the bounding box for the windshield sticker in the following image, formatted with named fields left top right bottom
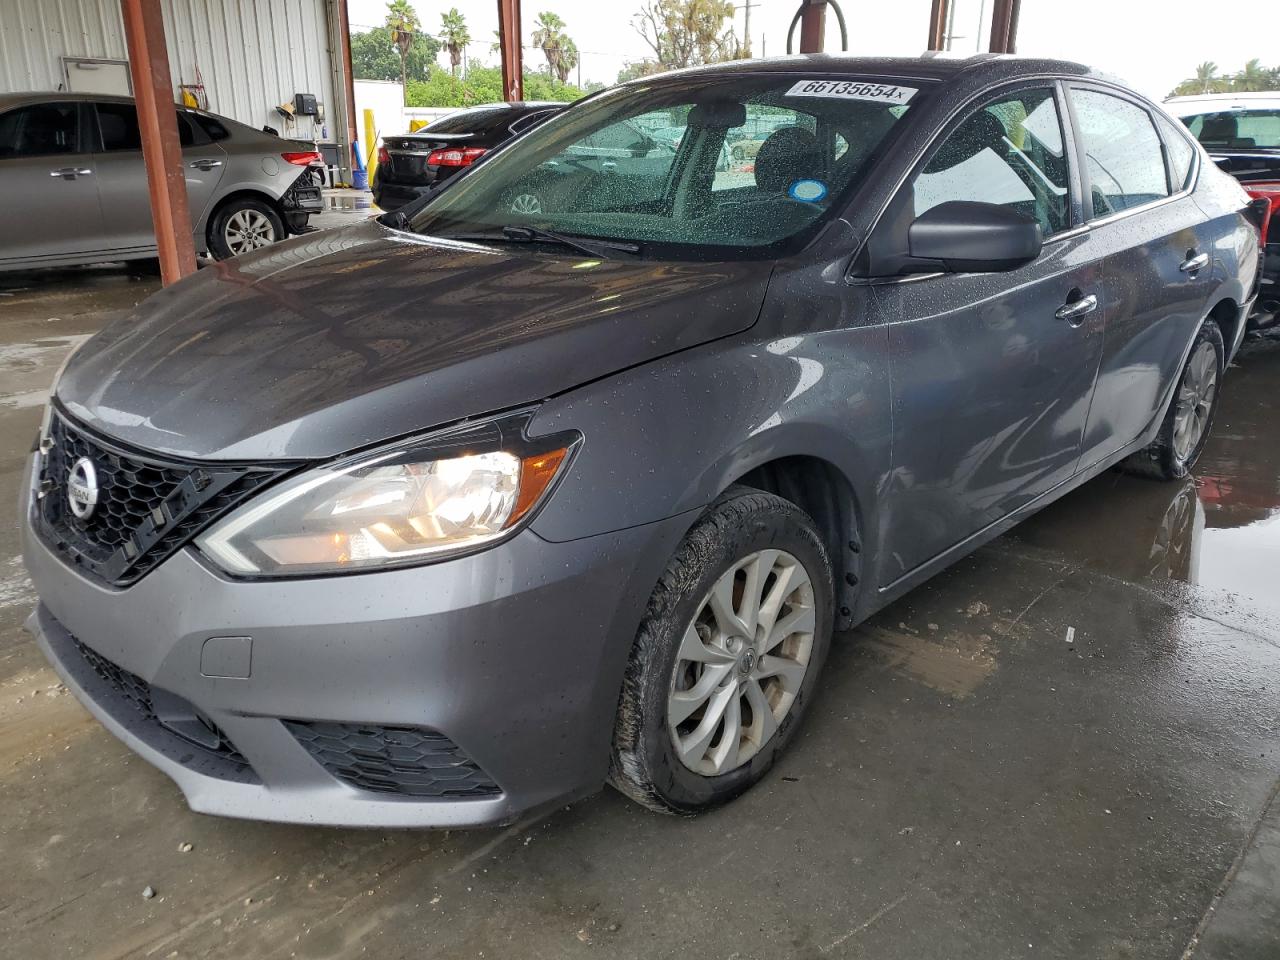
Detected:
left=785, top=80, right=917, bottom=105
left=788, top=179, right=828, bottom=203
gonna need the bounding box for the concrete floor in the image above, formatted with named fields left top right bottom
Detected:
left=1, top=244, right=1278, bottom=959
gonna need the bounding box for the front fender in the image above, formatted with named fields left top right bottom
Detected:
left=527, top=326, right=893, bottom=557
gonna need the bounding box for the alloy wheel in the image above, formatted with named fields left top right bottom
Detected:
left=667, top=549, right=816, bottom=776
left=224, top=209, right=276, bottom=255
left=1172, top=340, right=1218, bottom=462
left=509, top=193, right=543, bottom=215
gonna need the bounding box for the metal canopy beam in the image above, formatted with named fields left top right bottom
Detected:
left=120, top=0, right=195, bottom=284
left=988, top=0, right=1022, bottom=53
left=798, top=0, right=827, bottom=54
left=497, top=0, right=523, bottom=101
left=927, top=0, right=951, bottom=51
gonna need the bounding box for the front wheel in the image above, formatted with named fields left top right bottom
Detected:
left=610, top=487, right=834, bottom=814
left=208, top=199, right=284, bottom=260
left=1122, top=317, right=1224, bottom=480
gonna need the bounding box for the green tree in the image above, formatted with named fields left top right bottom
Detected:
left=557, top=37, right=579, bottom=85
left=406, top=64, right=584, bottom=108
left=532, top=12, right=572, bottom=79
left=1194, top=61, right=1219, bottom=94
left=439, top=8, right=471, bottom=78
left=617, top=59, right=665, bottom=84
left=385, top=0, right=421, bottom=102
left=634, top=0, right=737, bottom=70
left=1235, top=57, right=1269, bottom=92
left=349, top=27, right=439, bottom=83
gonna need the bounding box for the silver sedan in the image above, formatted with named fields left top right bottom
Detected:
left=0, top=92, right=323, bottom=270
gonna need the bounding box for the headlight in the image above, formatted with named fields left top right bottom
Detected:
left=196, top=413, right=577, bottom=577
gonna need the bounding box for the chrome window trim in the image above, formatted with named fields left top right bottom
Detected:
left=850, top=73, right=1205, bottom=282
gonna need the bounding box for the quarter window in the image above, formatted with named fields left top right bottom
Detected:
left=0, top=103, right=79, bottom=157
left=1157, top=115, right=1195, bottom=192
left=1071, top=89, right=1170, bottom=217
left=913, top=87, right=1069, bottom=238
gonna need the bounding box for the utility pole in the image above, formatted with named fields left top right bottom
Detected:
left=734, top=1, right=757, bottom=57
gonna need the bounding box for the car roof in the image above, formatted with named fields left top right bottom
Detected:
left=0, top=91, right=138, bottom=109
left=1166, top=92, right=1280, bottom=113
left=620, top=53, right=1102, bottom=87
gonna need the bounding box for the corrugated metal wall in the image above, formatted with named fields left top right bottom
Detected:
left=0, top=0, right=336, bottom=138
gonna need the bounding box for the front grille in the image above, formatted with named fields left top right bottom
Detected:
left=35, top=412, right=288, bottom=586
left=284, top=721, right=501, bottom=799
left=73, top=637, right=257, bottom=779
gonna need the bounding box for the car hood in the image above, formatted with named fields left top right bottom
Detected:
left=57, top=220, right=771, bottom=460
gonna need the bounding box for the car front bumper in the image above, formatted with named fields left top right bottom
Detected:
left=21, top=455, right=690, bottom=827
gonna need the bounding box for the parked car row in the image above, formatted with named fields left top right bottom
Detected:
left=24, top=55, right=1262, bottom=828
left=0, top=93, right=322, bottom=272
left=1167, top=92, right=1279, bottom=326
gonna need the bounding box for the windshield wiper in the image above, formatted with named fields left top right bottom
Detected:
left=438, top=225, right=640, bottom=258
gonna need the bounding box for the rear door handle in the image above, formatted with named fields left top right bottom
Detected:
left=49, top=167, right=92, bottom=178
left=189, top=159, right=224, bottom=170
left=1055, top=293, right=1098, bottom=326
left=1180, top=252, right=1209, bottom=273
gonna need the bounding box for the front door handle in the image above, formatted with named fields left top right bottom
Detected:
left=49, top=167, right=92, bottom=178
left=1180, top=252, right=1209, bottom=273
left=1055, top=293, right=1098, bottom=326
left=189, top=159, right=224, bottom=170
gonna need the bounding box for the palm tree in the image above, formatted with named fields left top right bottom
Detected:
left=556, top=37, right=579, bottom=85
left=1236, top=58, right=1267, bottom=92
left=439, top=8, right=470, bottom=78
left=385, top=0, right=421, bottom=103
left=1194, top=61, right=1218, bottom=94
left=532, top=12, right=570, bottom=79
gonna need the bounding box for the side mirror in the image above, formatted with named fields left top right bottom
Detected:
left=906, top=201, right=1043, bottom=273
left=629, top=136, right=655, bottom=158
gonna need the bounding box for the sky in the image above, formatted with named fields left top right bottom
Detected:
left=347, top=0, right=1276, bottom=100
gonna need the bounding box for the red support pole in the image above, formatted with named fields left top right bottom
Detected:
left=988, top=0, right=1022, bottom=54
left=798, top=0, right=826, bottom=54
left=497, top=0, right=523, bottom=102
left=927, top=0, right=951, bottom=51
left=120, top=0, right=195, bottom=285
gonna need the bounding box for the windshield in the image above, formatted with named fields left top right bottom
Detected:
left=1181, top=109, right=1280, bottom=150
left=406, top=75, right=924, bottom=259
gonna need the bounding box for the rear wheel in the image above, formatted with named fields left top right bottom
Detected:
left=208, top=199, right=283, bottom=259
left=1122, top=318, right=1224, bottom=480
left=610, top=487, right=834, bottom=814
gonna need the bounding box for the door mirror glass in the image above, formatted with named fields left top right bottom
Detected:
left=907, top=200, right=1043, bottom=273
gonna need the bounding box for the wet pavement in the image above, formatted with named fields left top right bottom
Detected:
left=0, top=260, right=1277, bottom=959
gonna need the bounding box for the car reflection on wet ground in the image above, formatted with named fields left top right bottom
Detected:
left=0, top=261, right=1276, bottom=959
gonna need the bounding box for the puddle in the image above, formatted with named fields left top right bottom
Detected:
left=1010, top=333, right=1280, bottom=617
left=859, top=625, right=997, bottom=698
left=0, top=335, right=93, bottom=408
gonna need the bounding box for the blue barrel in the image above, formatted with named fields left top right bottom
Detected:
left=352, top=168, right=369, bottom=191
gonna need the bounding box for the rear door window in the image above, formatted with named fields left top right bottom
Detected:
left=95, top=102, right=196, bottom=150
left=913, top=86, right=1070, bottom=237
left=0, top=102, right=80, bottom=157
left=1070, top=88, right=1170, bottom=217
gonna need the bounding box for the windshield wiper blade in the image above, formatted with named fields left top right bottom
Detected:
left=434, top=226, right=640, bottom=259
left=501, top=225, right=640, bottom=257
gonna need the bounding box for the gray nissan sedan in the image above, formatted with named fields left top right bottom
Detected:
left=22, top=55, right=1261, bottom=827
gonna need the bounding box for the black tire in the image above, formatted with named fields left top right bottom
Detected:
left=609, top=486, right=835, bottom=815
left=1122, top=317, right=1224, bottom=481
left=731, top=145, right=745, bottom=161
left=207, top=198, right=284, bottom=260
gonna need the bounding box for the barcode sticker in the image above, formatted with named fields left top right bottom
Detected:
left=784, top=80, right=917, bottom=105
